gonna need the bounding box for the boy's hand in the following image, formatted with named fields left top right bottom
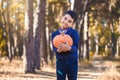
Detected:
left=57, top=43, right=71, bottom=53
left=57, top=44, right=63, bottom=53
left=57, top=47, right=62, bottom=53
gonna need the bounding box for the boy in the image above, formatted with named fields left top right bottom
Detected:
left=52, top=10, right=79, bottom=80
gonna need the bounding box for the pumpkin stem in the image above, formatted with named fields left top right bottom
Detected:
left=61, top=32, right=64, bottom=36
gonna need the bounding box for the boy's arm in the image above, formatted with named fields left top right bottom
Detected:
left=69, top=31, right=79, bottom=53
left=57, top=31, right=79, bottom=53
left=53, top=46, right=58, bottom=52
left=51, top=30, right=79, bottom=53
left=51, top=33, right=57, bottom=53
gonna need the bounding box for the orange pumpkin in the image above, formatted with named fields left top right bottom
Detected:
left=53, top=33, right=73, bottom=48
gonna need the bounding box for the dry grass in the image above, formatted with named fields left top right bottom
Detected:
left=98, top=62, right=120, bottom=80
left=0, top=57, right=56, bottom=80
left=0, top=57, right=120, bottom=80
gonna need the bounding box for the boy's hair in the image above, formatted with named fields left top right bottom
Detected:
left=64, top=10, right=77, bottom=23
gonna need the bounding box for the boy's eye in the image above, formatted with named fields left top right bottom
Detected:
left=64, top=17, right=67, bottom=20
left=68, top=20, right=72, bottom=23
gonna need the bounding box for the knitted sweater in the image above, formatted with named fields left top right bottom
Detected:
left=51, top=27, right=79, bottom=60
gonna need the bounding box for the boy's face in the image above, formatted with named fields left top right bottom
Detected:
left=60, top=14, right=74, bottom=29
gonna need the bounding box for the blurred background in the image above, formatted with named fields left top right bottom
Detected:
left=0, top=0, right=120, bottom=80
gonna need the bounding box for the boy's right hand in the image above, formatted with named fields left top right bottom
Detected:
left=57, top=44, right=63, bottom=53
left=57, top=43, right=71, bottom=53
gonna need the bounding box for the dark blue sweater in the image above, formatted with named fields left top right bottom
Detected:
left=51, top=28, right=79, bottom=60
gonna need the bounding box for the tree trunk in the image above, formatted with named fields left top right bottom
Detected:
left=24, top=0, right=34, bottom=73
left=110, top=21, right=116, bottom=57
left=33, top=0, right=41, bottom=70
left=94, top=20, right=99, bottom=55
left=74, top=0, right=84, bottom=30
left=74, top=0, right=88, bottom=60
left=40, top=0, right=47, bottom=64
left=34, top=0, right=47, bottom=69
left=83, top=12, right=89, bottom=60
left=6, top=0, right=13, bottom=62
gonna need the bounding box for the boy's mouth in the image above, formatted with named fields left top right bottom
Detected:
left=62, top=23, right=67, bottom=27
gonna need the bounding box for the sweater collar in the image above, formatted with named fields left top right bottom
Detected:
left=58, top=27, right=71, bottom=34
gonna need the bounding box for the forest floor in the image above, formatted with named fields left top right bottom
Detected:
left=0, top=55, right=120, bottom=80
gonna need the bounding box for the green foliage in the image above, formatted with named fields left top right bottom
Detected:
left=114, top=31, right=120, bottom=41
left=0, top=0, right=25, bottom=57
left=89, top=51, right=94, bottom=59
left=0, top=27, right=6, bottom=56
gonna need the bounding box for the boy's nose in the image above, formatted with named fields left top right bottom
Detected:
left=64, top=20, right=68, bottom=25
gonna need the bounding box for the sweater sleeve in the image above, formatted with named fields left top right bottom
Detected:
left=70, top=30, right=79, bottom=53
left=51, top=32, right=58, bottom=53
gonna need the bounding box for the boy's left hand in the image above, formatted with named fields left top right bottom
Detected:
left=59, top=43, right=71, bottom=52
